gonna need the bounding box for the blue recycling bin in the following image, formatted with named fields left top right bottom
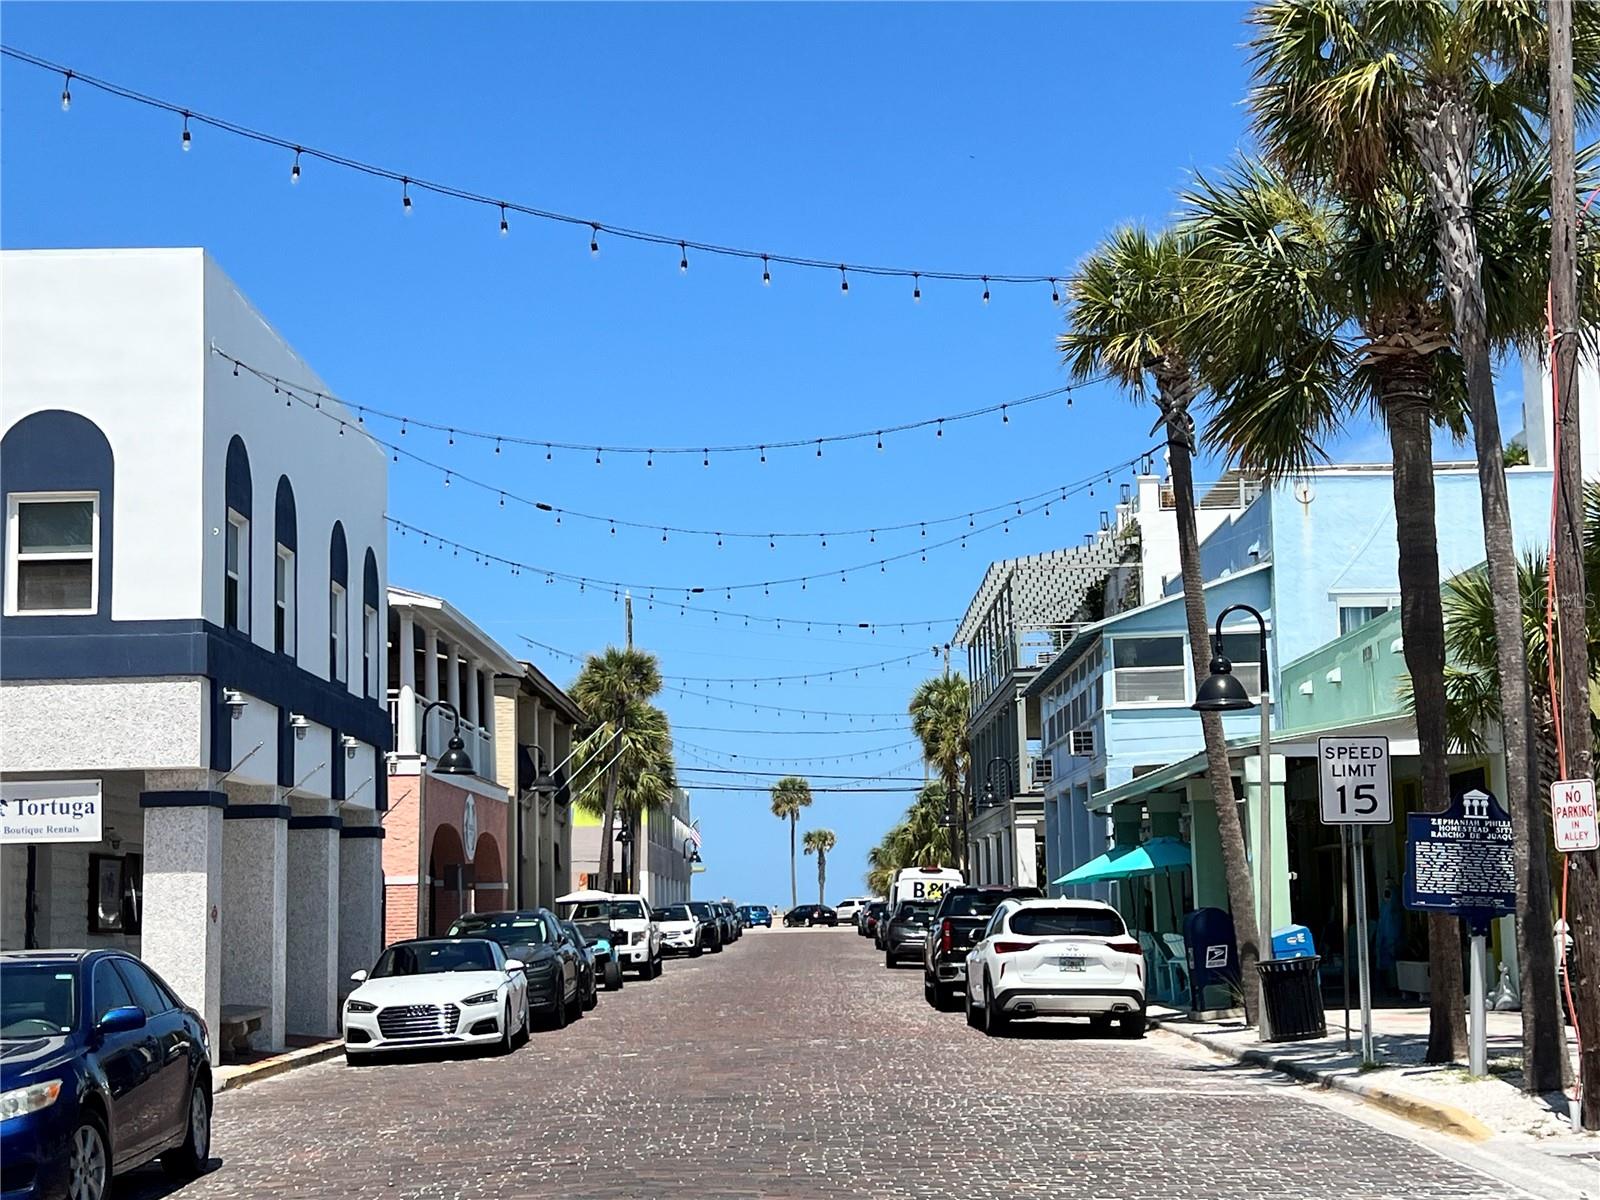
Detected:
left=1272, top=924, right=1316, bottom=960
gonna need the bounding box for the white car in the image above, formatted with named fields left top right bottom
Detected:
left=563, top=894, right=662, bottom=978
left=654, top=903, right=706, bottom=957
left=343, top=937, right=529, bottom=1061
left=964, top=899, right=1145, bottom=1038
left=834, top=897, right=872, bottom=924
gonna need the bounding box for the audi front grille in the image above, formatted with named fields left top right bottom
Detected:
left=376, top=1003, right=460, bottom=1039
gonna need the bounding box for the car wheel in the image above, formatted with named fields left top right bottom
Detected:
left=604, top=958, right=624, bottom=990
left=884, top=948, right=895, bottom=969
left=965, top=981, right=982, bottom=1029
left=498, top=1002, right=517, bottom=1053
left=711, top=936, right=724, bottom=954
left=548, top=990, right=568, bottom=1030
left=923, top=974, right=939, bottom=1007
left=1118, top=1010, right=1148, bottom=1039
left=691, top=941, right=704, bottom=957
left=652, top=954, right=664, bottom=978
left=583, top=980, right=598, bottom=1011
left=1089, top=1014, right=1113, bottom=1036
left=517, top=993, right=532, bottom=1043
left=162, top=1077, right=211, bottom=1179
left=566, top=982, right=583, bottom=1022
left=983, top=978, right=1007, bottom=1037
left=68, top=1113, right=110, bottom=1200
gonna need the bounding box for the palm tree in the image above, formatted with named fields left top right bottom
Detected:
left=1244, top=2, right=1591, bottom=1079
left=770, top=777, right=813, bottom=910
left=803, top=829, right=837, bottom=907
left=863, top=784, right=962, bottom=896
left=570, top=699, right=677, bottom=891
left=570, top=646, right=663, bottom=892
left=908, top=674, right=971, bottom=869
left=1060, top=226, right=1264, bottom=1027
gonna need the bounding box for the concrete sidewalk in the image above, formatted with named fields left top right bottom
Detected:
left=1150, top=1003, right=1591, bottom=1145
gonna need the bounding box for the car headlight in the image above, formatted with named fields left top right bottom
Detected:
left=345, top=999, right=377, bottom=1014
left=461, top=990, right=500, bottom=1006
left=0, top=1080, right=63, bottom=1120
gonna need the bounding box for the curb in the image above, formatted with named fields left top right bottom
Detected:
left=214, top=1040, right=342, bottom=1093
left=1151, top=1019, right=1494, bottom=1142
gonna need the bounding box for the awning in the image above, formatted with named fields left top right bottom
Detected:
left=1054, top=836, right=1191, bottom=885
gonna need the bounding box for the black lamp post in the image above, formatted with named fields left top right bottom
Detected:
left=616, top=820, right=633, bottom=893
left=419, top=698, right=475, bottom=776
left=980, top=756, right=1012, bottom=808
left=1192, top=602, right=1274, bottom=962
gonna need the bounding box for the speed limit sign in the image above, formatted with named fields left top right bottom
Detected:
left=1318, top=736, right=1393, bottom=825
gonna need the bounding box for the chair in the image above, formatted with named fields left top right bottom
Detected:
left=1138, top=930, right=1179, bottom=1005
left=1159, top=932, right=1192, bottom=1002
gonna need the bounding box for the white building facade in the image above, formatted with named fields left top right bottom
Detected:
left=0, top=248, right=390, bottom=1062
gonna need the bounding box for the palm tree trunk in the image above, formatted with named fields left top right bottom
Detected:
left=1381, top=375, right=1467, bottom=1064
left=818, top=851, right=826, bottom=907
left=1411, top=95, right=1564, bottom=1083
left=1159, top=376, right=1262, bottom=1026
left=789, top=814, right=798, bottom=910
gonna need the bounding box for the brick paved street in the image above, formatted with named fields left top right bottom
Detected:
left=123, top=929, right=1524, bottom=1199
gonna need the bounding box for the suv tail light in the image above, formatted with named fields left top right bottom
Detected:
left=1108, top=938, right=1142, bottom=955
left=993, top=941, right=1032, bottom=955
left=940, top=920, right=953, bottom=954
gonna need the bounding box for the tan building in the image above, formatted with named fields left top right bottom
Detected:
left=494, top=661, right=584, bottom=910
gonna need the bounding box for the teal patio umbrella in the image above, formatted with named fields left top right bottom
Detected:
left=1054, top=836, right=1191, bottom=885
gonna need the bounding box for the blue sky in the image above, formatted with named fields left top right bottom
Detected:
left=1, top=3, right=1524, bottom=904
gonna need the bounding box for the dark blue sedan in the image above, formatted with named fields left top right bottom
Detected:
left=1, top=949, right=212, bottom=1200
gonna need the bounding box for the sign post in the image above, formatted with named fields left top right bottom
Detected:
left=1318, top=736, right=1392, bottom=1066
left=1403, top=788, right=1517, bottom=1079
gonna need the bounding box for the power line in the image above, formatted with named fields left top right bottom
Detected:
left=10, top=45, right=1083, bottom=301
left=229, top=348, right=1140, bottom=547
left=677, top=765, right=924, bottom=782
left=219, top=345, right=1102, bottom=469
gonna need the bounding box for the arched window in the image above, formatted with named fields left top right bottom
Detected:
left=273, top=476, right=297, bottom=656
left=1, top=411, right=114, bottom=618
left=362, top=547, right=381, bottom=699
left=224, top=436, right=252, bottom=633
left=329, top=521, right=348, bottom=683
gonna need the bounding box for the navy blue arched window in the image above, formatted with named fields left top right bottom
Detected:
left=224, top=436, right=252, bottom=633
left=362, top=547, right=380, bottom=699
left=329, top=521, right=348, bottom=683
left=2, top=411, right=114, bottom=619
left=273, top=477, right=297, bottom=656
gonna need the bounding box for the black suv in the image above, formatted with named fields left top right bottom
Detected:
left=922, top=885, right=1044, bottom=1009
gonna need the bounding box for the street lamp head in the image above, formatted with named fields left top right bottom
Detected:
left=532, top=771, right=559, bottom=796
left=1193, top=650, right=1255, bottom=713
left=434, top=734, right=476, bottom=775
left=982, top=782, right=995, bottom=807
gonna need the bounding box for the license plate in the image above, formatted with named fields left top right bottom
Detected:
left=1055, top=956, right=1086, bottom=972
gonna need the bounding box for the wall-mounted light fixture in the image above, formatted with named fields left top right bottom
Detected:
left=342, top=734, right=360, bottom=759
left=223, top=688, right=247, bottom=719
left=290, top=712, right=311, bottom=740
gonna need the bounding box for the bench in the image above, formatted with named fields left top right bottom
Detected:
left=218, top=1004, right=268, bottom=1058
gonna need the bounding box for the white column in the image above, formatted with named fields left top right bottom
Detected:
left=464, top=655, right=480, bottom=726
left=423, top=628, right=440, bottom=756
left=527, top=698, right=543, bottom=907
left=338, top=817, right=384, bottom=989
left=1014, top=821, right=1038, bottom=888
left=139, top=787, right=225, bottom=1066
left=481, top=669, right=496, bottom=786
left=445, top=644, right=461, bottom=755
left=221, top=790, right=288, bottom=1051
left=397, top=612, right=418, bottom=757
left=286, top=809, right=341, bottom=1038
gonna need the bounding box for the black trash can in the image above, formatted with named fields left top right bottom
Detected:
left=1257, top=956, right=1326, bottom=1041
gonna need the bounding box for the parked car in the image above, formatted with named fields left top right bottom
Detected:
left=859, top=901, right=886, bottom=938
left=834, top=897, right=872, bottom=924
left=881, top=899, right=939, bottom=967
left=686, top=902, right=725, bottom=952
left=558, top=901, right=625, bottom=991
left=344, top=937, right=529, bottom=1061
left=657, top=904, right=709, bottom=956
left=783, top=904, right=838, bottom=927
left=964, top=899, right=1146, bottom=1038
left=560, top=921, right=601, bottom=1012
left=0, top=949, right=213, bottom=1200
left=718, top=901, right=742, bottom=942
left=447, top=909, right=582, bottom=1028
left=563, top=894, right=662, bottom=979
left=744, top=904, right=773, bottom=928
left=923, top=885, right=1044, bottom=1010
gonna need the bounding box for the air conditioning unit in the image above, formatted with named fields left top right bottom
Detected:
left=1031, top=757, right=1053, bottom=784
left=1070, top=729, right=1095, bottom=756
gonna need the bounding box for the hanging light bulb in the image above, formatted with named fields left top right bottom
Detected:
left=1050, top=277, right=1060, bottom=303
left=759, top=446, right=767, bottom=463
left=761, top=254, right=771, bottom=286
left=60, top=71, right=72, bottom=111
left=1001, top=404, right=1009, bottom=424
left=981, top=276, right=990, bottom=304
left=912, top=272, right=922, bottom=303
left=679, top=242, right=689, bottom=273
left=402, top=177, right=412, bottom=215
left=181, top=112, right=192, bottom=151
left=936, top=420, right=944, bottom=438
left=590, top=224, right=600, bottom=256
left=595, top=448, right=602, bottom=466
left=876, top=432, right=884, bottom=451
left=703, top=450, right=710, bottom=468
left=500, top=204, right=510, bottom=237
left=839, top=265, right=849, bottom=294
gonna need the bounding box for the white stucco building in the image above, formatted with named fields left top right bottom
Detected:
left=0, top=248, right=390, bottom=1062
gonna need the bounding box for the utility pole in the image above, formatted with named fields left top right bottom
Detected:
left=625, top=591, right=634, bottom=649
left=1549, top=0, right=1600, bottom=1126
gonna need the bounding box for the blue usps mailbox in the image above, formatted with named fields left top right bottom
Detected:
left=1183, top=907, right=1241, bottom=1013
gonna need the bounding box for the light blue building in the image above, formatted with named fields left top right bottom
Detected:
left=1031, top=463, right=1555, bottom=925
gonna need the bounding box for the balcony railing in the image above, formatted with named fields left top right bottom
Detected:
left=387, top=690, right=496, bottom=782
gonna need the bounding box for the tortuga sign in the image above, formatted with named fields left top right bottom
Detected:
left=1, top=779, right=104, bottom=844
left=1551, top=779, right=1599, bottom=853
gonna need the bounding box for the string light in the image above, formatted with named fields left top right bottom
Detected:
left=5, top=46, right=1087, bottom=304
left=981, top=276, right=990, bottom=305
left=180, top=111, right=191, bottom=151
left=519, top=635, right=933, bottom=686
left=590, top=223, right=600, bottom=256
left=912, top=273, right=921, bottom=303
left=59, top=69, right=70, bottom=111
left=291, top=147, right=301, bottom=185
left=679, top=242, right=689, bottom=273
left=500, top=203, right=509, bottom=236
left=402, top=177, right=412, bottom=215
left=761, top=254, right=771, bottom=286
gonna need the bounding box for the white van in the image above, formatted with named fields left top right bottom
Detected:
left=887, top=866, right=964, bottom=913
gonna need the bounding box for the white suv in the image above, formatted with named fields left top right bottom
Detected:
left=834, top=897, right=872, bottom=924
left=964, top=899, right=1145, bottom=1038
left=566, top=894, right=662, bottom=978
